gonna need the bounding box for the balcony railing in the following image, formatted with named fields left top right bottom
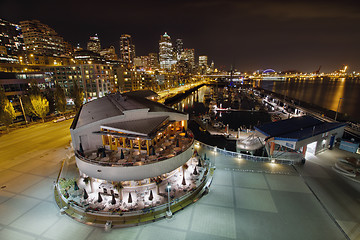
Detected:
left=76, top=130, right=194, bottom=167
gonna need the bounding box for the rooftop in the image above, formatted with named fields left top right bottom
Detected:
left=71, top=92, right=185, bottom=130
left=101, top=116, right=169, bottom=138
left=255, top=116, right=347, bottom=141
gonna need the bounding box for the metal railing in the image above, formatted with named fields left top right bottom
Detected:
left=196, top=141, right=295, bottom=165
left=76, top=134, right=195, bottom=167
left=55, top=162, right=211, bottom=218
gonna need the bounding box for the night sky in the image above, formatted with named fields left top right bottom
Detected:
left=1, top=0, right=360, bottom=72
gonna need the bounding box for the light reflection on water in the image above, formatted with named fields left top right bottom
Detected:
left=259, top=77, right=360, bottom=122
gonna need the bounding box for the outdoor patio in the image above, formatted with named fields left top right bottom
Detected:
left=58, top=154, right=208, bottom=213
left=78, top=129, right=194, bottom=167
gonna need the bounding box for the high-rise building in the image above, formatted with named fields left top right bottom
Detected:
left=210, top=60, right=215, bottom=73
left=133, top=56, right=149, bottom=68
left=199, top=55, right=208, bottom=67
left=43, top=64, right=114, bottom=98
left=159, top=32, right=176, bottom=70
left=175, top=39, right=184, bottom=61
left=87, top=34, right=101, bottom=53
left=199, top=55, right=208, bottom=74
left=0, top=18, right=25, bottom=58
left=20, top=20, right=72, bottom=56
left=100, top=46, right=118, bottom=61
left=119, top=34, right=135, bottom=64
left=181, top=49, right=195, bottom=69
left=148, top=53, right=159, bottom=69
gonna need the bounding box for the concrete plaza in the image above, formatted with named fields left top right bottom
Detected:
left=0, top=120, right=359, bottom=239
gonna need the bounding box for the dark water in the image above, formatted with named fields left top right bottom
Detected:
left=172, top=85, right=271, bottom=127
left=257, top=77, right=360, bottom=122
left=170, top=85, right=271, bottom=151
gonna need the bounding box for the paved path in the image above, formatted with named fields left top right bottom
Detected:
left=0, top=120, right=358, bottom=239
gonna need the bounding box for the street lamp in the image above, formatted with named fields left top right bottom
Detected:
left=18, top=95, right=27, bottom=127
left=166, top=182, right=172, bottom=218
left=213, top=146, right=217, bottom=166
left=335, top=97, right=344, bottom=121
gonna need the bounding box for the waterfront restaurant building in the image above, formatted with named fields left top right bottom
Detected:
left=70, top=92, right=194, bottom=184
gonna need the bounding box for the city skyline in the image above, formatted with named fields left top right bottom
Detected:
left=1, top=0, right=360, bottom=72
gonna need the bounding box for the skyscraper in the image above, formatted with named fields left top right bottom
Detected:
left=120, top=34, right=135, bottom=64
left=199, top=55, right=208, bottom=74
left=199, top=55, right=208, bottom=67
left=148, top=53, right=159, bottom=69
left=175, top=39, right=184, bottom=61
left=0, top=18, right=25, bottom=57
left=159, top=32, right=176, bottom=70
left=20, top=20, right=71, bottom=56
left=87, top=34, right=101, bottom=53
left=181, top=49, right=195, bottom=69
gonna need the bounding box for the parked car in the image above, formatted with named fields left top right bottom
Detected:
left=53, top=116, right=66, bottom=123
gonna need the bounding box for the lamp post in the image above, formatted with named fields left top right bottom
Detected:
left=335, top=97, right=344, bottom=121
left=166, top=183, right=172, bottom=218
left=18, top=95, right=27, bottom=127
left=213, top=146, right=217, bottom=166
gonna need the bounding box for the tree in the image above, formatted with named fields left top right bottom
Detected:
left=44, top=86, right=55, bottom=114
left=29, top=95, right=49, bottom=122
left=0, top=87, right=16, bottom=131
left=21, top=94, right=36, bottom=121
left=27, top=81, right=41, bottom=96
left=22, top=81, right=42, bottom=122
left=54, top=84, right=66, bottom=114
left=70, top=81, right=84, bottom=111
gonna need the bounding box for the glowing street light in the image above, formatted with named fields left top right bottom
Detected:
left=166, top=183, right=172, bottom=218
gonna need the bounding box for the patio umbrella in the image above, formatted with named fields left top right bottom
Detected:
left=74, top=181, right=79, bottom=191
left=120, top=149, right=124, bottom=159
left=182, top=175, right=186, bottom=185
left=97, top=192, right=103, bottom=203
left=128, top=192, right=133, bottom=203
left=149, top=190, right=153, bottom=201
left=197, top=158, right=202, bottom=167
left=83, top=189, right=88, bottom=200
left=193, top=166, right=198, bottom=175
left=111, top=192, right=116, bottom=205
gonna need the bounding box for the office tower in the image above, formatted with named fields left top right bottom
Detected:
left=133, top=56, right=150, bottom=68
left=182, top=49, right=195, bottom=68
left=0, top=18, right=25, bottom=58
left=199, top=55, right=208, bottom=67
left=100, top=46, right=118, bottom=61
left=159, top=32, right=176, bottom=70
left=87, top=34, right=101, bottom=53
left=148, top=53, right=159, bottom=69
left=20, top=20, right=71, bottom=56
left=175, top=39, right=184, bottom=61
left=120, top=34, right=135, bottom=64
left=199, top=55, right=208, bottom=74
